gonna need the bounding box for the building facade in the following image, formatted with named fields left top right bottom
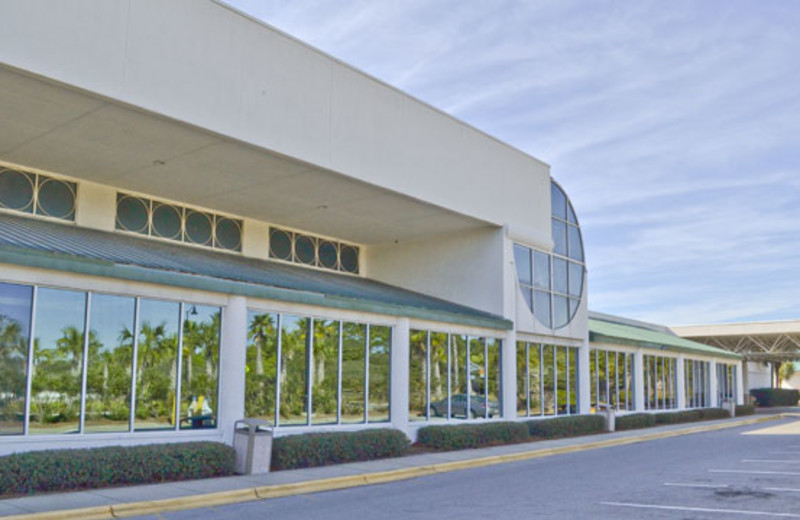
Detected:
left=0, top=0, right=741, bottom=455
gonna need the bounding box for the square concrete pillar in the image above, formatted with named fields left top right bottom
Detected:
left=676, top=356, right=686, bottom=409
left=578, top=339, right=591, bottom=415
left=502, top=329, right=517, bottom=419
left=391, top=318, right=410, bottom=432
left=219, top=295, right=248, bottom=445
left=634, top=350, right=645, bottom=411
left=709, top=360, right=719, bottom=407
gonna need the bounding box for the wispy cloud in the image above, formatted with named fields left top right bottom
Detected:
left=226, top=0, right=800, bottom=325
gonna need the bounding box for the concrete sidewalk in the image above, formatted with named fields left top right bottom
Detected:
left=0, top=414, right=787, bottom=520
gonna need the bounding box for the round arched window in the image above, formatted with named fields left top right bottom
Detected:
left=514, top=181, right=585, bottom=329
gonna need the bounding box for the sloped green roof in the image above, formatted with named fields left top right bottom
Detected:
left=589, top=318, right=741, bottom=360
left=0, top=214, right=512, bottom=330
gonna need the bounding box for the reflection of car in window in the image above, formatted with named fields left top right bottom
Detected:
left=430, top=394, right=499, bottom=419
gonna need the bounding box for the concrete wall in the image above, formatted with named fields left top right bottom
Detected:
left=0, top=0, right=551, bottom=241
left=365, top=227, right=505, bottom=316
left=748, top=362, right=773, bottom=390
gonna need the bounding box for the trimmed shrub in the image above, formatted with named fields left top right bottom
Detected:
left=271, top=428, right=409, bottom=470
left=736, top=404, right=756, bottom=416
left=615, top=413, right=655, bottom=431
left=654, top=410, right=702, bottom=425
left=750, top=388, right=800, bottom=407
left=526, top=415, right=605, bottom=439
left=654, top=408, right=731, bottom=425
left=697, top=408, right=731, bottom=420
left=0, top=442, right=235, bottom=497
left=416, top=422, right=528, bottom=451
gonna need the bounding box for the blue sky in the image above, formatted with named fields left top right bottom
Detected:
left=226, top=0, right=800, bottom=326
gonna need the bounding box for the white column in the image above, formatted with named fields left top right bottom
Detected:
left=709, top=360, right=719, bottom=407
left=219, top=295, right=247, bottom=445
left=391, top=318, right=410, bottom=433
left=502, top=329, right=517, bottom=419
left=736, top=361, right=745, bottom=405
left=578, top=339, right=591, bottom=414
left=676, top=355, right=686, bottom=409
left=634, top=350, right=645, bottom=411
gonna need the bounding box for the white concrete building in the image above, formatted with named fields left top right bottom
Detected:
left=0, top=0, right=741, bottom=455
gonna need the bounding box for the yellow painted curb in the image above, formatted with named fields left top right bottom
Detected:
left=110, top=488, right=257, bottom=518
left=2, top=414, right=783, bottom=520
left=254, top=474, right=367, bottom=499
left=0, top=506, right=113, bottom=520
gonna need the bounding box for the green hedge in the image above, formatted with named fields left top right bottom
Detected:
left=526, top=415, right=605, bottom=439
left=750, top=388, right=800, bottom=407
left=615, top=413, right=655, bottom=431
left=653, top=410, right=701, bottom=425
left=736, top=404, right=756, bottom=416
left=416, top=422, right=528, bottom=451
left=654, top=408, right=730, bottom=425
left=271, top=429, right=409, bottom=470
left=698, top=408, right=732, bottom=420
left=0, top=442, right=235, bottom=497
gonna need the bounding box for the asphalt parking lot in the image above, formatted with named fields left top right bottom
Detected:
left=136, top=417, right=800, bottom=520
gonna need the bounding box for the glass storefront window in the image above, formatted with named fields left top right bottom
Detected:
left=85, top=294, right=135, bottom=433
left=29, top=288, right=86, bottom=435
left=643, top=354, right=677, bottom=411
left=311, top=319, right=339, bottom=425
left=279, top=315, right=309, bottom=425
left=341, top=322, right=366, bottom=423
left=415, top=331, right=501, bottom=422
left=1, top=281, right=224, bottom=437
left=245, top=311, right=278, bottom=425
left=368, top=325, right=391, bottom=423
left=243, top=313, right=391, bottom=428
left=134, top=299, right=179, bottom=431
left=0, top=283, right=33, bottom=436
left=409, top=330, right=428, bottom=422
left=449, top=335, right=468, bottom=419
left=179, top=305, right=221, bottom=430
left=518, top=342, right=579, bottom=417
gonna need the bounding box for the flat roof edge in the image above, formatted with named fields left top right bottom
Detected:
left=589, top=331, right=742, bottom=360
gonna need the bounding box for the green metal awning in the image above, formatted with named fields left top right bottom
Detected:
left=590, top=318, right=741, bottom=360
left=0, top=214, right=512, bottom=330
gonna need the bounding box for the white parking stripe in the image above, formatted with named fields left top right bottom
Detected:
left=710, top=469, right=800, bottom=476
left=765, top=487, right=800, bottom=493
left=601, top=502, right=800, bottom=517
left=664, top=482, right=729, bottom=488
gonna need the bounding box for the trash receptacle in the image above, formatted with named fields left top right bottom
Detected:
left=722, top=399, right=736, bottom=418
left=233, top=419, right=273, bottom=475
left=598, top=404, right=615, bottom=432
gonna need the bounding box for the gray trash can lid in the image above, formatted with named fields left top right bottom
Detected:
left=235, top=418, right=272, bottom=433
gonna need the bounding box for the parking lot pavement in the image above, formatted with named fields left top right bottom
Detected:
left=128, top=416, right=800, bottom=520
left=600, top=417, right=800, bottom=519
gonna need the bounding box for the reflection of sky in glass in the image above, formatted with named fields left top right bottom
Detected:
left=138, top=299, right=179, bottom=337
left=35, top=288, right=86, bottom=351
left=185, top=305, right=218, bottom=328
left=90, top=294, right=134, bottom=353
left=0, top=283, right=33, bottom=336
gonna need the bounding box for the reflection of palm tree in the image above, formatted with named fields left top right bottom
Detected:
left=248, top=313, right=275, bottom=377
left=182, top=311, right=220, bottom=398
left=56, top=327, right=87, bottom=378
left=127, top=322, right=178, bottom=420
left=430, top=335, right=447, bottom=400
left=0, top=315, right=27, bottom=418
